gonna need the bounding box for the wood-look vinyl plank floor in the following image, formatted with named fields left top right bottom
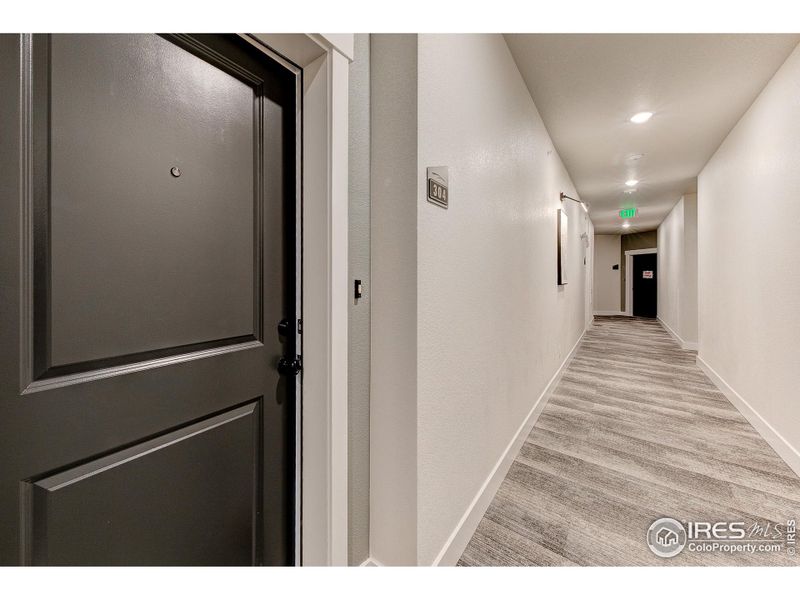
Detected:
left=458, top=316, right=800, bottom=566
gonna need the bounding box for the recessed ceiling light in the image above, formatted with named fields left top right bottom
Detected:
left=625, top=179, right=638, bottom=187
left=624, top=188, right=637, bottom=194
left=628, top=153, right=645, bottom=161
left=622, top=221, right=631, bottom=229
left=630, top=111, right=653, bottom=124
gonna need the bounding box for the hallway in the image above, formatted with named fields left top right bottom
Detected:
left=4, top=27, right=800, bottom=574
left=459, top=317, right=800, bottom=566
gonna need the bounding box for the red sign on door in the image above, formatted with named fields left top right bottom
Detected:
left=643, top=270, right=654, bottom=279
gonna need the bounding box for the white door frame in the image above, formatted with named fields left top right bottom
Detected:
left=625, top=247, right=657, bottom=317
left=247, top=33, right=353, bottom=566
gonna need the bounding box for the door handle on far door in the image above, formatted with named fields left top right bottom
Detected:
left=277, top=355, right=302, bottom=376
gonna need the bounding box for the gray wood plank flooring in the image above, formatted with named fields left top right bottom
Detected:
left=458, top=316, right=800, bottom=566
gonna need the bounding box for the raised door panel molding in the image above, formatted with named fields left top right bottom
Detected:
left=23, top=401, right=262, bottom=566
left=21, top=34, right=274, bottom=384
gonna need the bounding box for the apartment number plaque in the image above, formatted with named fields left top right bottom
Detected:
left=427, top=166, right=449, bottom=209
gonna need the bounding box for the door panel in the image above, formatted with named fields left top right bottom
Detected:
left=0, top=34, right=299, bottom=566
left=28, top=402, right=260, bottom=566
left=49, top=34, right=256, bottom=368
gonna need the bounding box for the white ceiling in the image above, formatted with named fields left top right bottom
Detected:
left=505, top=34, right=800, bottom=234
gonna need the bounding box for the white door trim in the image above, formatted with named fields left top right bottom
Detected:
left=248, top=33, right=352, bottom=566
left=625, top=247, right=657, bottom=317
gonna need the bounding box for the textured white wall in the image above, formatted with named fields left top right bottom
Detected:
left=698, top=44, right=800, bottom=469
left=657, top=194, right=698, bottom=347
left=415, top=34, right=591, bottom=565
left=347, top=33, right=370, bottom=566
left=681, top=194, right=698, bottom=344
left=593, top=234, right=621, bottom=313
left=370, top=34, right=419, bottom=565
left=658, top=198, right=684, bottom=338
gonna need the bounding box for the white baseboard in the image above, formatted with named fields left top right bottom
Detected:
left=697, top=355, right=800, bottom=477
left=657, top=317, right=698, bottom=351
left=430, top=329, right=587, bottom=566
left=594, top=310, right=626, bottom=316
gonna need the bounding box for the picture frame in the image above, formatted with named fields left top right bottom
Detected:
left=557, top=208, right=568, bottom=285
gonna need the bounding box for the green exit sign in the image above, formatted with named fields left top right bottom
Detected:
left=619, top=208, right=637, bottom=219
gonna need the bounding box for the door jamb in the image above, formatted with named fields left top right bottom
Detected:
left=625, top=248, right=657, bottom=317
left=244, top=33, right=352, bottom=567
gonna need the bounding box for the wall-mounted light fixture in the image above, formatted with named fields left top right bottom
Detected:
left=560, top=191, right=588, bottom=213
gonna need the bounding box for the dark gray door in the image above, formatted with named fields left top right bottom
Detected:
left=633, top=253, right=657, bottom=318
left=0, top=34, right=299, bottom=565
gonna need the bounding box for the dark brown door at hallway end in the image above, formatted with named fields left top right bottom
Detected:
left=632, top=253, right=657, bottom=318
left=0, top=34, right=299, bottom=565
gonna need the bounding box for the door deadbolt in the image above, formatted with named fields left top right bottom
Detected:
left=277, top=356, right=302, bottom=376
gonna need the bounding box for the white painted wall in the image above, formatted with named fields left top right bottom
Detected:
left=371, top=34, right=593, bottom=566
left=416, top=34, right=591, bottom=565
left=593, top=234, right=621, bottom=314
left=370, top=34, right=419, bottom=566
left=658, top=199, right=683, bottom=337
left=697, top=43, right=800, bottom=474
left=657, top=194, right=698, bottom=348
left=681, top=194, right=698, bottom=345
left=347, top=33, right=370, bottom=566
